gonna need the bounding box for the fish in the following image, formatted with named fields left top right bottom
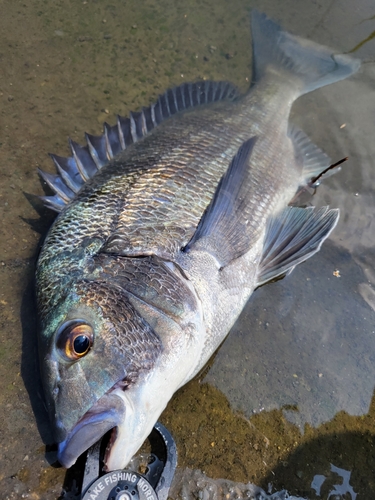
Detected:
left=35, top=11, right=360, bottom=471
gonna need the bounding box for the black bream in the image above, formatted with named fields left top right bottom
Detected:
left=36, top=11, right=360, bottom=470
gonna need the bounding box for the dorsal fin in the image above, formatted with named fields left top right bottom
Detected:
left=38, top=80, right=240, bottom=212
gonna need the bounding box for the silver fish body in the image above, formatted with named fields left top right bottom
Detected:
left=36, top=12, right=359, bottom=470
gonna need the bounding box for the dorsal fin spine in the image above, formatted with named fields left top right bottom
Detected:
left=186, top=84, right=191, bottom=105
left=39, top=80, right=240, bottom=212
left=130, top=113, right=138, bottom=143
left=176, top=86, right=184, bottom=109
left=69, top=139, right=90, bottom=181
left=142, top=107, right=153, bottom=132
left=85, top=133, right=105, bottom=170
left=196, top=84, right=201, bottom=104
left=119, top=116, right=134, bottom=148
left=103, top=124, right=114, bottom=160
left=213, top=84, right=220, bottom=100
left=49, top=154, right=81, bottom=193
left=54, top=164, right=78, bottom=194
left=38, top=169, right=75, bottom=203
left=85, top=133, right=108, bottom=166
left=166, top=90, right=173, bottom=113
left=202, top=83, right=208, bottom=103
left=172, top=88, right=179, bottom=111
left=150, top=105, right=157, bottom=127
left=140, top=111, right=147, bottom=136
left=117, top=115, right=126, bottom=150
left=39, top=194, right=66, bottom=211
left=167, top=93, right=172, bottom=114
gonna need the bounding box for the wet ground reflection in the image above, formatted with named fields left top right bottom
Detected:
left=165, top=378, right=375, bottom=498
left=205, top=241, right=375, bottom=429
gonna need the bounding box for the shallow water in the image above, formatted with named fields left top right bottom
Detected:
left=0, top=0, right=375, bottom=498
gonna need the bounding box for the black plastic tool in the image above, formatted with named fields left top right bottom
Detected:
left=80, top=422, right=177, bottom=500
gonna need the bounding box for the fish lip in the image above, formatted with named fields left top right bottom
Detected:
left=57, top=389, right=126, bottom=468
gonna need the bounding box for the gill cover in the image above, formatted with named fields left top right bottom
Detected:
left=39, top=277, right=162, bottom=445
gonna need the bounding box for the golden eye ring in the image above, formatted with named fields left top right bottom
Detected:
left=57, top=321, right=94, bottom=361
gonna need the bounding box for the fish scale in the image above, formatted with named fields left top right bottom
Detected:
left=43, top=97, right=281, bottom=266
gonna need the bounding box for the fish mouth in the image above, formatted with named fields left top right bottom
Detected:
left=57, top=385, right=127, bottom=469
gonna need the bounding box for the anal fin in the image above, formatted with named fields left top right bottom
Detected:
left=184, top=137, right=257, bottom=268
left=257, top=206, right=339, bottom=287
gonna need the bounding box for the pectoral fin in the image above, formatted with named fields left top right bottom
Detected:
left=184, top=137, right=257, bottom=268
left=257, top=206, right=339, bottom=287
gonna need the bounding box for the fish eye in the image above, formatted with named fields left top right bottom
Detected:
left=57, top=321, right=94, bottom=361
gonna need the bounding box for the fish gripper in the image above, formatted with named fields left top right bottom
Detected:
left=80, top=422, right=177, bottom=500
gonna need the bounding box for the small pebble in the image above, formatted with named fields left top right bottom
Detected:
left=78, top=35, right=92, bottom=42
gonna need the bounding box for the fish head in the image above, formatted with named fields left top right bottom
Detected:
left=37, top=256, right=204, bottom=470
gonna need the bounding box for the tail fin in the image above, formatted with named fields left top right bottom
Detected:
left=251, top=10, right=360, bottom=94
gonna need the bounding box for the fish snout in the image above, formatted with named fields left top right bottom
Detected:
left=56, top=390, right=127, bottom=468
